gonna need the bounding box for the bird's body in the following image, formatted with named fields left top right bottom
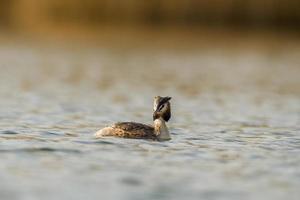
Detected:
left=96, top=122, right=156, bottom=139
left=95, top=96, right=172, bottom=141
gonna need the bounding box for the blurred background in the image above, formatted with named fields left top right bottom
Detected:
left=0, top=0, right=299, bottom=43
left=0, top=0, right=299, bottom=93
left=1, top=0, right=300, bottom=31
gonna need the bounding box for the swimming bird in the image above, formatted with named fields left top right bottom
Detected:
left=94, top=96, right=172, bottom=140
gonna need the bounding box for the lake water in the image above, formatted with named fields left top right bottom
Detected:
left=0, top=36, right=299, bottom=200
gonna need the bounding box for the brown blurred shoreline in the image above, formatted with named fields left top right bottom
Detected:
left=0, top=0, right=299, bottom=49
left=1, top=25, right=300, bottom=51
left=1, top=0, right=300, bottom=29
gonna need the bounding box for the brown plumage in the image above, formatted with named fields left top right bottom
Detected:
left=95, top=122, right=158, bottom=140
left=107, top=122, right=156, bottom=139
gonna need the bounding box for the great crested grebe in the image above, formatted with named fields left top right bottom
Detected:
left=94, top=96, right=172, bottom=140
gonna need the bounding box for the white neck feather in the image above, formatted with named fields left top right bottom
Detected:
left=154, top=118, right=170, bottom=140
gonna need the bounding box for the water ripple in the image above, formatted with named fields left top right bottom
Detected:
left=0, top=147, right=81, bottom=153
left=0, top=130, right=19, bottom=135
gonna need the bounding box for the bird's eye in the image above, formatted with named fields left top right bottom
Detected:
left=159, top=104, right=165, bottom=111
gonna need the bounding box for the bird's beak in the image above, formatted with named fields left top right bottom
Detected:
left=165, top=96, right=172, bottom=102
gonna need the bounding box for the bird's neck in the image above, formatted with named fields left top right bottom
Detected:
left=154, top=118, right=170, bottom=140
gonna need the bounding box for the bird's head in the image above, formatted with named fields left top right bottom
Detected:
left=153, top=96, right=172, bottom=122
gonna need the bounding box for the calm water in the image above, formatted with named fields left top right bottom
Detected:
left=0, top=40, right=300, bottom=200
